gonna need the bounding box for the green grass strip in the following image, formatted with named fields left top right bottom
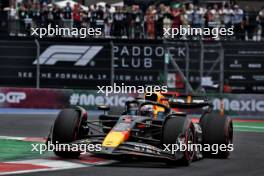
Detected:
left=233, top=122, right=264, bottom=133
left=0, top=139, right=51, bottom=161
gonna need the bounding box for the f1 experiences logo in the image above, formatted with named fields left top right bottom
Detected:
left=0, top=92, right=26, bottom=103
left=32, top=45, right=103, bottom=66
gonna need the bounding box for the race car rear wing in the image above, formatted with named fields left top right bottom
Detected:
left=161, top=93, right=213, bottom=109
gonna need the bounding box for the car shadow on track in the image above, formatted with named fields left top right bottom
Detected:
left=95, top=160, right=190, bottom=169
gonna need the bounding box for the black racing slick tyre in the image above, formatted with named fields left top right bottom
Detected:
left=52, top=109, right=84, bottom=158
left=162, top=116, right=195, bottom=166
left=200, top=114, right=233, bottom=158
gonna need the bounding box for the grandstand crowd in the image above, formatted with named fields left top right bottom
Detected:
left=6, top=0, right=264, bottom=40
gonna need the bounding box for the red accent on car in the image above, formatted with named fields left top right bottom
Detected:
left=137, top=124, right=145, bottom=128
left=122, top=131, right=130, bottom=140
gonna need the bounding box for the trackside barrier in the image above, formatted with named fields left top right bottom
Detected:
left=0, top=87, right=263, bottom=119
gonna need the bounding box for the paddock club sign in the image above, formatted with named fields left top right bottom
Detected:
left=0, top=40, right=186, bottom=89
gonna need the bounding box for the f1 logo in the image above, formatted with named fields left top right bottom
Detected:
left=33, top=45, right=103, bottom=66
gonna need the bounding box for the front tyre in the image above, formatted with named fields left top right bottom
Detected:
left=52, top=109, right=84, bottom=158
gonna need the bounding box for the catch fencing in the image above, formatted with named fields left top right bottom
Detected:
left=0, top=38, right=263, bottom=93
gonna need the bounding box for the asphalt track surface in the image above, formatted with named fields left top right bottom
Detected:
left=0, top=112, right=264, bottom=176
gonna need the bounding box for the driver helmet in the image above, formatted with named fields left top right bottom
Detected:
left=140, top=105, right=154, bottom=117
left=128, top=103, right=138, bottom=115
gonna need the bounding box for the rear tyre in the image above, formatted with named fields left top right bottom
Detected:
left=52, top=109, right=84, bottom=158
left=162, top=116, right=195, bottom=166
left=200, top=114, right=233, bottom=158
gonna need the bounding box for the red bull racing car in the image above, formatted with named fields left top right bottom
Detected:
left=47, top=92, right=233, bottom=166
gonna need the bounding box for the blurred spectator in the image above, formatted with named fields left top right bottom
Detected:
left=6, top=1, right=264, bottom=41
left=181, top=5, right=189, bottom=39
left=155, top=4, right=166, bottom=39
left=171, top=5, right=182, bottom=31
left=32, top=3, right=41, bottom=28
left=258, top=7, right=264, bottom=40
left=52, top=4, right=61, bottom=27
left=208, top=4, right=221, bottom=29
left=41, top=3, right=49, bottom=27
left=25, top=4, right=33, bottom=33
left=232, top=5, right=244, bottom=40
left=112, top=6, right=125, bottom=37
left=163, top=6, right=172, bottom=38
left=221, top=3, right=233, bottom=29
left=9, top=5, right=17, bottom=20
left=104, top=4, right=113, bottom=37
left=145, top=5, right=156, bottom=39
left=131, top=5, right=143, bottom=38
left=63, top=2, right=72, bottom=28
left=95, top=5, right=105, bottom=35
left=40, top=0, right=50, bottom=6
left=8, top=5, right=17, bottom=35
left=220, top=3, right=233, bottom=39
left=73, top=4, right=81, bottom=29
left=47, top=5, right=54, bottom=27
left=186, top=3, right=194, bottom=26
left=192, top=6, right=205, bottom=28
left=18, top=3, right=27, bottom=35
left=244, top=6, right=258, bottom=40
left=89, top=4, right=97, bottom=29
left=63, top=2, right=72, bottom=20
left=192, top=6, right=206, bottom=39
left=123, top=6, right=131, bottom=38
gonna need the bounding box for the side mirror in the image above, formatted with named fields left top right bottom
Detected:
left=98, top=105, right=110, bottom=111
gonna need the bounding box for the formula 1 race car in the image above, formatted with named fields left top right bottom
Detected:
left=47, top=92, right=233, bottom=166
